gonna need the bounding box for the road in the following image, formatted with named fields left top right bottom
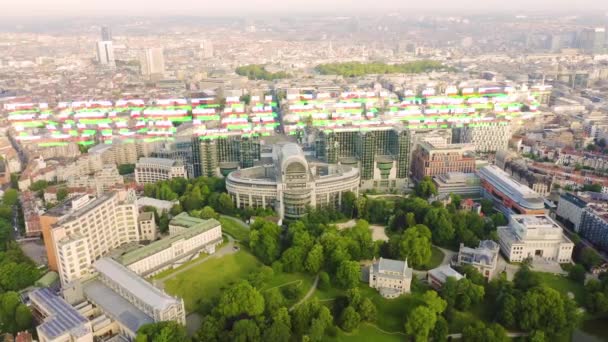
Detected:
left=289, top=274, right=319, bottom=311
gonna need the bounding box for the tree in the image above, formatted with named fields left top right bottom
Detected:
left=230, top=319, right=260, bottom=342
left=405, top=306, right=437, bottom=341
left=462, top=321, right=508, bottom=342
left=318, top=272, right=330, bottom=290
left=580, top=247, right=602, bottom=270
left=118, top=164, right=136, bottom=175
left=336, top=260, right=360, bottom=289
left=568, top=264, right=587, bottom=284
left=441, top=277, right=484, bottom=311
left=529, top=330, right=546, bottom=342
left=518, top=286, right=580, bottom=336
left=263, top=288, right=285, bottom=314
left=414, top=176, right=438, bottom=199
left=3, top=189, right=18, bottom=206
left=199, top=206, right=219, bottom=219
left=135, top=321, right=190, bottom=342
left=341, top=191, right=357, bottom=218
left=29, top=180, right=48, bottom=192
left=158, top=211, right=169, bottom=234
left=480, top=199, right=494, bottom=215
left=217, top=281, right=264, bottom=319
left=249, top=220, right=281, bottom=265
left=170, top=203, right=183, bottom=216
left=56, top=188, right=69, bottom=202
left=281, top=246, right=307, bottom=273
left=339, top=306, right=361, bottom=332
left=358, top=298, right=377, bottom=322
left=513, top=265, right=541, bottom=291
left=14, top=304, right=32, bottom=332
left=216, top=193, right=235, bottom=215
left=431, top=316, right=448, bottom=342
left=264, top=308, right=292, bottom=342
left=196, top=315, right=222, bottom=342
left=398, top=225, right=432, bottom=268
left=305, top=244, right=324, bottom=274
left=422, top=290, right=447, bottom=315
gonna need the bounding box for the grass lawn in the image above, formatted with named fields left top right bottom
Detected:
left=219, top=217, right=250, bottom=242
left=535, top=272, right=586, bottom=305
left=327, top=323, right=405, bottom=342
left=164, top=250, right=261, bottom=312
left=415, top=246, right=445, bottom=271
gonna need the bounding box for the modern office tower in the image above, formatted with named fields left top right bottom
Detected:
left=226, top=143, right=360, bottom=221
left=478, top=165, right=545, bottom=217
left=456, top=122, right=511, bottom=153
left=314, top=126, right=411, bottom=191
left=40, top=190, right=140, bottom=283
left=134, top=157, right=187, bottom=184
left=410, top=142, right=476, bottom=181
left=101, top=26, right=112, bottom=41
left=497, top=215, right=574, bottom=263
left=579, top=202, right=608, bottom=251
left=200, top=40, right=214, bottom=59
left=96, top=41, right=115, bottom=67
left=578, top=28, right=606, bottom=54
left=140, top=48, right=165, bottom=76
left=192, top=135, right=261, bottom=177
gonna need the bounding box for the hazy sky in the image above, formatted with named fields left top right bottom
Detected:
left=4, top=0, right=608, bottom=17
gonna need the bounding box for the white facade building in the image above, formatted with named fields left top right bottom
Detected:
left=138, top=212, right=157, bottom=241
left=458, top=123, right=511, bottom=153
left=48, top=191, right=140, bottom=285
left=135, top=157, right=187, bottom=185
left=368, top=258, right=413, bottom=298
left=120, top=217, right=222, bottom=277
left=140, top=48, right=165, bottom=76
left=456, top=240, right=500, bottom=279
left=497, top=214, right=574, bottom=263
left=96, top=41, right=115, bottom=67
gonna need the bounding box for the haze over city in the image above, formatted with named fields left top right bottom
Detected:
left=2, top=2, right=608, bottom=342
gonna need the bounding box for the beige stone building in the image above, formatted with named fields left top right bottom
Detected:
left=368, top=258, right=412, bottom=299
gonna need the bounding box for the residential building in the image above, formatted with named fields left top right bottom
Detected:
left=368, top=258, right=412, bottom=299
left=140, top=48, right=165, bottom=76
left=456, top=240, right=500, bottom=279
left=427, top=265, right=464, bottom=289
left=497, top=214, right=574, bottom=263
left=138, top=212, right=157, bottom=241
left=579, top=202, right=608, bottom=251
left=457, top=122, right=511, bottom=153
left=556, top=192, right=589, bottom=231
left=411, top=142, right=475, bottom=181
left=30, top=287, right=93, bottom=342
left=134, top=157, right=186, bottom=184
left=40, top=190, right=140, bottom=284
left=433, top=172, right=481, bottom=198
left=226, top=143, right=360, bottom=221
left=21, top=191, right=42, bottom=237
left=96, top=41, right=115, bottom=67
left=478, top=165, right=546, bottom=217
left=118, top=217, right=222, bottom=277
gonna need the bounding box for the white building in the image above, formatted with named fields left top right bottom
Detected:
left=96, top=41, right=115, bottom=67
left=368, top=258, right=413, bottom=299
left=140, top=48, right=165, bottom=76
left=135, top=157, right=187, bottom=185
left=226, top=143, right=360, bottom=221
left=44, top=191, right=140, bottom=285
left=497, top=214, right=574, bottom=263
left=427, top=265, right=464, bottom=289
left=138, top=212, right=157, bottom=241
left=456, top=240, right=500, bottom=279
left=458, top=123, right=511, bottom=153
left=556, top=192, right=588, bottom=232
left=119, top=217, right=222, bottom=277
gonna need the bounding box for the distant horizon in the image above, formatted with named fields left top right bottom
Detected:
left=1, top=0, right=608, bottom=18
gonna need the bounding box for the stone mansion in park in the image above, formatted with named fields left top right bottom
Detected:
left=368, top=257, right=413, bottom=299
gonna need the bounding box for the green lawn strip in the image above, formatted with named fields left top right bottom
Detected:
left=535, top=272, right=586, bottom=305
left=164, top=250, right=262, bottom=312
left=219, top=217, right=250, bottom=242
left=327, top=323, right=405, bottom=342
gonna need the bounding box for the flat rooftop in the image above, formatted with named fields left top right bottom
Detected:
left=30, top=288, right=89, bottom=340
left=83, top=280, right=153, bottom=335
left=117, top=218, right=220, bottom=265
left=93, top=258, right=181, bottom=311
left=137, top=157, right=180, bottom=167
left=169, top=212, right=208, bottom=228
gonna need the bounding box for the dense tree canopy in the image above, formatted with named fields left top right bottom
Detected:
left=135, top=321, right=190, bottom=342
left=235, top=65, right=291, bottom=80
left=315, top=60, right=448, bottom=77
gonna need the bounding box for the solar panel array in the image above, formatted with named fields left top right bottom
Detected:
left=30, top=288, right=89, bottom=339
